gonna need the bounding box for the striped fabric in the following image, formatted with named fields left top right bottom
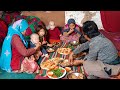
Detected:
left=35, top=42, right=84, bottom=79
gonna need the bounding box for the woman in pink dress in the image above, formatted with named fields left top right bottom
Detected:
left=61, top=18, right=82, bottom=43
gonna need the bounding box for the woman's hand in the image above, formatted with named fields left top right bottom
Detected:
left=34, top=42, right=41, bottom=50
left=68, top=52, right=74, bottom=65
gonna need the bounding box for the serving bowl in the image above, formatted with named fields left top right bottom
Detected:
left=67, top=72, right=86, bottom=79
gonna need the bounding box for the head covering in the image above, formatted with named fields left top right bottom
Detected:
left=67, top=18, right=76, bottom=25
left=23, top=16, right=42, bottom=40
left=0, top=19, right=28, bottom=72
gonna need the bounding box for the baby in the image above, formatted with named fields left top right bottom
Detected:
left=47, top=21, right=62, bottom=44
left=20, top=55, right=40, bottom=74
left=29, top=33, right=49, bottom=58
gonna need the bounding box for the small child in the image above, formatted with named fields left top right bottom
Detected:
left=47, top=21, right=62, bottom=44
left=20, top=55, right=40, bottom=74
left=36, top=25, right=53, bottom=50
left=29, top=33, right=49, bottom=58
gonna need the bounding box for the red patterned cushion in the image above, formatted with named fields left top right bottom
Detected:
left=0, top=19, right=8, bottom=46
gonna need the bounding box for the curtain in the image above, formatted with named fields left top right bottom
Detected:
left=100, top=11, right=120, bottom=32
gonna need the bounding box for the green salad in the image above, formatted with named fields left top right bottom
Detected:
left=51, top=68, right=65, bottom=77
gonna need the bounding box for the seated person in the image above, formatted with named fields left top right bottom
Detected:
left=69, top=21, right=120, bottom=79
left=29, top=33, right=49, bottom=58
left=60, top=18, right=82, bottom=43
left=0, top=19, right=41, bottom=73
left=36, top=25, right=53, bottom=48
left=47, top=21, right=62, bottom=44
left=20, top=55, right=40, bottom=74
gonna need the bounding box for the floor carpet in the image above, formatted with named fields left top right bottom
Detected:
left=0, top=69, right=36, bottom=79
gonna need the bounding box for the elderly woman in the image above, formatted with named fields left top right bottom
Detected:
left=60, top=18, right=82, bottom=43
left=0, top=19, right=41, bottom=73
left=69, top=21, right=120, bottom=79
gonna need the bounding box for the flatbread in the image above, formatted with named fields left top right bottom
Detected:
left=40, top=60, right=56, bottom=70
left=40, top=57, right=64, bottom=70
left=57, top=48, right=71, bottom=55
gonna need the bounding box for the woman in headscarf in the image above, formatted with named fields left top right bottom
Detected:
left=60, top=18, right=82, bottom=43
left=0, top=19, right=41, bottom=73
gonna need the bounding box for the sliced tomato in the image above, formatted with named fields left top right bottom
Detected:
left=61, top=69, right=65, bottom=73
left=54, top=66, right=59, bottom=70
left=52, top=74, right=57, bottom=78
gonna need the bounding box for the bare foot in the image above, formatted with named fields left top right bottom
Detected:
left=12, top=70, right=19, bottom=73
left=35, top=70, right=40, bottom=74
left=12, top=70, right=22, bottom=73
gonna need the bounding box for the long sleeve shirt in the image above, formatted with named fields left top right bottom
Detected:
left=11, top=34, right=36, bottom=70
left=73, top=34, right=118, bottom=64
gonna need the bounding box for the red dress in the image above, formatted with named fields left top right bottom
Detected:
left=48, top=27, right=61, bottom=44
left=11, top=35, right=36, bottom=71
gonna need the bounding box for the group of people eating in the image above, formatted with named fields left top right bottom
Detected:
left=0, top=16, right=120, bottom=79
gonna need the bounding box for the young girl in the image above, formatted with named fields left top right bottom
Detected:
left=36, top=25, right=53, bottom=54
left=47, top=21, right=62, bottom=44
left=61, top=18, right=82, bottom=43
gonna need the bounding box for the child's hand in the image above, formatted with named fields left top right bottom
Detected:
left=70, top=29, right=74, bottom=33
left=42, top=41, right=47, bottom=45
left=47, top=44, right=53, bottom=47
left=34, top=42, right=41, bottom=50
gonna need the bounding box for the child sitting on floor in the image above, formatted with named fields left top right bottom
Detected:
left=47, top=21, right=62, bottom=44
left=20, top=55, right=40, bottom=74
left=60, top=18, right=82, bottom=43
left=29, top=33, right=49, bottom=58
left=36, top=25, right=53, bottom=50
